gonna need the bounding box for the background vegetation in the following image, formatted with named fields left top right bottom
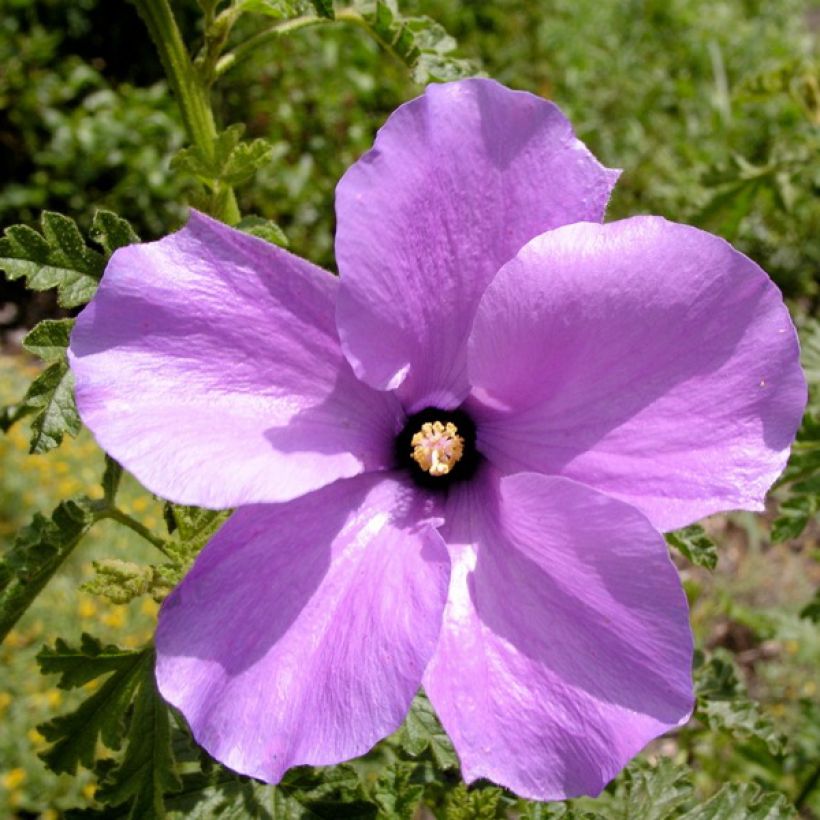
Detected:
left=0, top=0, right=818, bottom=817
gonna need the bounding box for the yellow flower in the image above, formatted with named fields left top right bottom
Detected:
left=0, top=692, right=12, bottom=713
left=1, top=768, right=26, bottom=789
left=45, top=689, right=63, bottom=708
left=102, top=607, right=127, bottom=629
left=82, top=782, right=97, bottom=800
left=27, top=728, right=46, bottom=747
left=78, top=598, right=98, bottom=620
left=140, top=598, right=160, bottom=618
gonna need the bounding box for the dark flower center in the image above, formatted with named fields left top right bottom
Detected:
left=396, top=406, right=480, bottom=490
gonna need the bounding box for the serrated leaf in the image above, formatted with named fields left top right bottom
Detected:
left=0, top=498, right=96, bottom=641
left=23, top=358, right=81, bottom=454
left=396, top=690, right=458, bottom=769
left=37, top=633, right=141, bottom=690
left=171, top=124, right=273, bottom=188
left=38, top=647, right=149, bottom=773
left=236, top=215, right=289, bottom=247
left=22, top=318, right=75, bottom=362
left=90, top=210, right=140, bottom=256
left=220, top=137, right=275, bottom=186
left=771, top=494, right=817, bottom=542
left=0, top=212, right=104, bottom=307
left=694, top=650, right=785, bottom=754
left=678, top=782, right=797, bottom=819
left=666, top=524, right=718, bottom=569
left=371, top=763, right=424, bottom=820
left=445, top=783, right=503, bottom=819
left=354, top=2, right=476, bottom=84
left=96, top=650, right=182, bottom=819
left=613, top=757, right=694, bottom=820
left=167, top=764, right=376, bottom=819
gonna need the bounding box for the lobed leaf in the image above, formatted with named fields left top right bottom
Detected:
left=371, top=763, right=424, bottom=820
left=666, top=524, right=719, bottom=570
left=38, top=647, right=149, bottom=773
left=37, top=633, right=143, bottom=689
left=95, top=649, right=182, bottom=818
left=22, top=318, right=75, bottom=362
left=23, top=358, right=81, bottom=454
left=444, top=783, right=504, bottom=819
left=353, top=1, right=477, bottom=84
left=0, top=211, right=104, bottom=307
left=236, top=215, right=289, bottom=247
left=0, top=498, right=96, bottom=641
left=678, top=782, right=797, bottom=819
left=396, top=690, right=458, bottom=770
left=90, top=209, right=141, bottom=256
left=694, top=650, right=785, bottom=754
left=171, top=123, right=274, bottom=189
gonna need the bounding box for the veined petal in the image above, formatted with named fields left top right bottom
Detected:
left=335, top=78, right=619, bottom=411
left=468, top=217, right=807, bottom=531
left=425, top=470, right=693, bottom=801
left=156, top=473, right=449, bottom=783
left=69, top=211, right=403, bottom=508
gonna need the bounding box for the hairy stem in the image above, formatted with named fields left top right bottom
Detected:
left=103, top=508, right=172, bottom=556
left=215, top=8, right=384, bottom=78
left=132, top=0, right=240, bottom=223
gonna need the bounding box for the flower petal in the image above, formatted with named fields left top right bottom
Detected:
left=335, top=78, right=619, bottom=410
left=155, top=473, right=449, bottom=783
left=424, top=470, right=693, bottom=801
left=468, top=217, right=807, bottom=531
left=69, top=211, right=403, bottom=508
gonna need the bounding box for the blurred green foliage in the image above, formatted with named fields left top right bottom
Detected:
left=1, top=0, right=818, bottom=296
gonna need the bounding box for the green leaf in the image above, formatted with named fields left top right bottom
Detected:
left=612, top=757, right=694, bottom=820
left=396, top=690, right=458, bottom=769
left=694, top=650, right=785, bottom=754
left=167, top=764, right=376, bottom=819
left=96, top=649, right=182, bottom=818
left=354, top=2, right=477, bottom=84
left=236, top=215, right=289, bottom=247
left=310, top=0, right=334, bottom=18
left=22, top=318, right=75, bottom=362
left=90, top=210, right=141, bottom=256
left=0, top=498, right=96, bottom=641
left=38, top=646, right=149, bottom=773
left=0, top=211, right=105, bottom=307
left=666, top=524, right=718, bottom=570
left=171, top=124, right=274, bottom=188
left=678, top=782, right=797, bottom=819
left=37, top=633, right=140, bottom=689
left=3, top=316, right=80, bottom=452
left=771, top=494, right=817, bottom=543
left=799, top=588, right=820, bottom=622
left=23, top=358, right=81, bottom=454
left=444, top=783, right=503, bottom=819
left=103, top=456, right=124, bottom=503
left=371, top=763, right=424, bottom=820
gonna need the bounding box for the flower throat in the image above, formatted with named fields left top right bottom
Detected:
left=396, top=407, right=480, bottom=490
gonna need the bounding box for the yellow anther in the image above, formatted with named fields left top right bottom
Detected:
left=411, top=421, right=464, bottom=476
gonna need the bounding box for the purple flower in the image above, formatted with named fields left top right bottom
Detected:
left=68, top=79, right=806, bottom=801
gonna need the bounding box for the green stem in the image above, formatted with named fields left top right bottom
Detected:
left=132, top=0, right=240, bottom=224
left=103, top=508, right=172, bottom=557
left=215, top=8, right=375, bottom=78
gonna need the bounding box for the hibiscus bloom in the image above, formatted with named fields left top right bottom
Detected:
left=68, top=79, right=806, bottom=800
